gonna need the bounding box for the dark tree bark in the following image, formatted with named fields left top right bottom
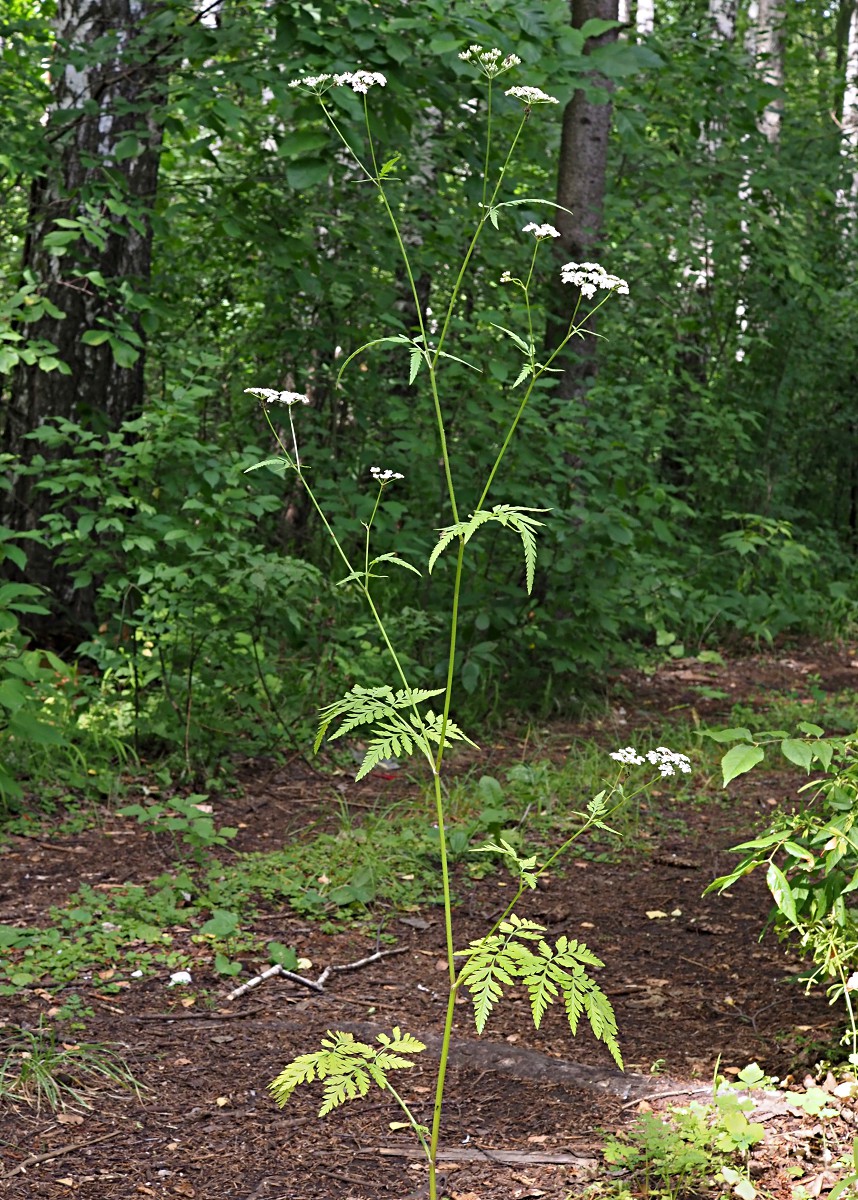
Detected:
left=2, top=0, right=165, bottom=627
left=550, top=0, right=620, bottom=399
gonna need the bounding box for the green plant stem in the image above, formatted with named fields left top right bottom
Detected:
left=384, top=1080, right=432, bottom=1160
left=428, top=979, right=460, bottom=1200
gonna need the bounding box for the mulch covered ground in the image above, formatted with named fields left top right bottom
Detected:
left=2, top=645, right=858, bottom=1199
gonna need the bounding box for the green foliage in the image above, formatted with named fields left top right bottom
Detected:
left=270, top=1027, right=426, bottom=1118
left=455, top=912, right=621, bottom=1064
left=118, top=793, right=237, bottom=855
left=602, top=1070, right=766, bottom=1200
left=706, top=727, right=858, bottom=1059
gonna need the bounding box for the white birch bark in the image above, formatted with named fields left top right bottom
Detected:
left=842, top=0, right=858, bottom=217
left=755, top=0, right=786, bottom=143
left=708, top=0, right=737, bottom=42
left=636, top=0, right=655, bottom=37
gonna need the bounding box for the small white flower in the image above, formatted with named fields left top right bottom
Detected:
left=333, top=70, right=386, bottom=93
left=370, top=466, right=404, bottom=483
left=459, top=44, right=520, bottom=79
left=560, top=261, right=629, bottom=298
left=505, top=85, right=559, bottom=106
left=245, top=387, right=310, bottom=406
left=522, top=222, right=561, bottom=239
left=610, top=746, right=645, bottom=766
left=500, top=270, right=513, bottom=284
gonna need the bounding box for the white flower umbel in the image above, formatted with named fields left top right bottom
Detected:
left=522, top=222, right=560, bottom=239
left=610, top=746, right=691, bottom=776
left=610, top=746, right=645, bottom=766
left=288, top=73, right=333, bottom=94
left=505, top=86, right=559, bottom=106
left=458, top=44, right=521, bottom=79
left=560, top=261, right=630, bottom=300
left=370, top=466, right=404, bottom=484
left=333, top=70, right=386, bottom=93
left=500, top=270, right=514, bottom=284
left=646, top=747, right=692, bottom=777
left=245, top=387, right=310, bottom=406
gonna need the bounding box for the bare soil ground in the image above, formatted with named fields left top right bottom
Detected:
left=2, top=645, right=858, bottom=1199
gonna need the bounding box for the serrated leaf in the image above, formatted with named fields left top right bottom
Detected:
left=489, top=322, right=532, bottom=354
left=408, top=347, right=424, bottom=384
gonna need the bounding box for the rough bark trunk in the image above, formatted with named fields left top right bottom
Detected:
left=2, top=0, right=164, bottom=628
left=550, top=0, right=620, bottom=400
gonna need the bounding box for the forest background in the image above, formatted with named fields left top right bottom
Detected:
left=2, top=0, right=858, bottom=794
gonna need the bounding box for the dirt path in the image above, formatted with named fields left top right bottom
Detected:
left=2, top=646, right=857, bottom=1199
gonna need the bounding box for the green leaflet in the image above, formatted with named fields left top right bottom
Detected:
left=269, top=1027, right=426, bottom=1118
left=428, top=505, right=549, bottom=595
left=455, top=912, right=622, bottom=1067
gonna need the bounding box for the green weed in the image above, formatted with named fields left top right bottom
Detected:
left=0, top=1021, right=143, bottom=1113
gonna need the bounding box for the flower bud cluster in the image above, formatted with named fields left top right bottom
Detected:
left=458, top=45, right=521, bottom=78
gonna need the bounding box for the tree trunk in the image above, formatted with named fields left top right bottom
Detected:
left=754, top=0, right=786, bottom=143
left=2, top=0, right=164, bottom=627
left=550, top=0, right=620, bottom=399
left=841, top=0, right=858, bottom=217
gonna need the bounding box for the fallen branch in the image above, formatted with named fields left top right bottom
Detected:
left=4, top=1129, right=122, bottom=1179
left=225, top=946, right=408, bottom=1002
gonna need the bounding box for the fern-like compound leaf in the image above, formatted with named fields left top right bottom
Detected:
left=270, top=1027, right=426, bottom=1117
left=314, top=684, right=444, bottom=751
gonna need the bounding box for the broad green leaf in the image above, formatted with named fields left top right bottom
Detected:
left=780, top=739, right=813, bottom=771
left=766, top=862, right=797, bottom=924
left=721, top=744, right=765, bottom=786
left=798, top=721, right=825, bottom=737
left=702, top=727, right=753, bottom=744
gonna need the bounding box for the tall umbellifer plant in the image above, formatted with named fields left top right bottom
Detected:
left=249, top=51, right=689, bottom=1200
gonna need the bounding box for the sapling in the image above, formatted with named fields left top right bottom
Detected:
left=246, top=49, right=690, bottom=1200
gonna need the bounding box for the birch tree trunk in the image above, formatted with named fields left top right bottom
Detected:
left=755, top=0, right=786, bottom=143
left=3, top=0, right=164, bottom=540
left=551, top=0, right=620, bottom=399
left=841, top=0, right=858, bottom=216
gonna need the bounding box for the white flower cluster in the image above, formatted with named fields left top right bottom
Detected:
left=458, top=45, right=521, bottom=78
left=522, top=222, right=560, bottom=239
left=505, top=85, right=559, bottom=106
left=500, top=270, right=514, bottom=284
left=370, top=466, right=404, bottom=483
left=333, top=70, right=386, bottom=93
left=610, top=746, right=692, bottom=777
left=288, top=70, right=386, bottom=94
left=560, top=261, right=630, bottom=299
left=245, top=387, right=310, bottom=406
